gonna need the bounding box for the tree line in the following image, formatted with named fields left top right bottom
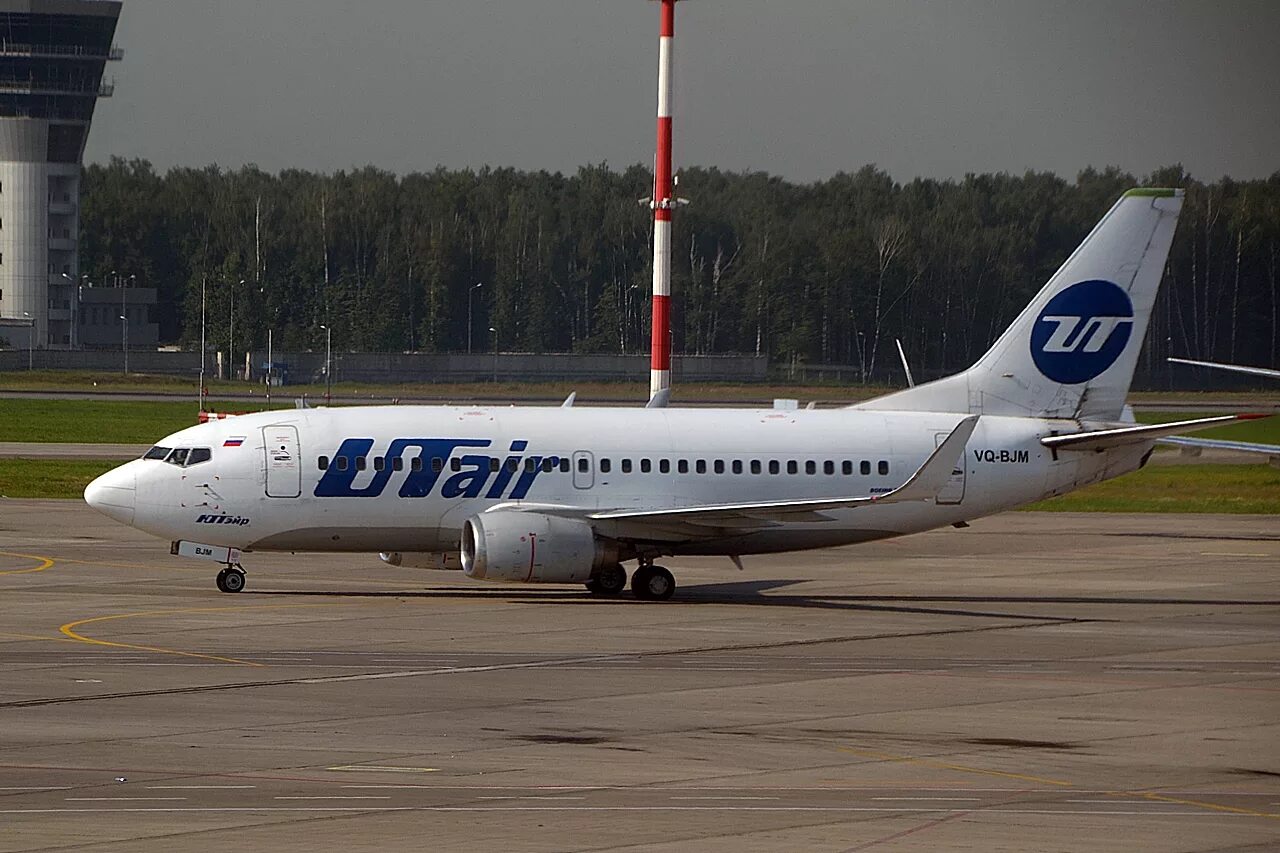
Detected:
left=80, top=158, right=1280, bottom=382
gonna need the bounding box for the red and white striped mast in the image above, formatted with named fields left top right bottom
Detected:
left=647, top=0, right=684, bottom=403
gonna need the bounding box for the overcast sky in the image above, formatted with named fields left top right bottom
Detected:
left=84, top=0, right=1279, bottom=183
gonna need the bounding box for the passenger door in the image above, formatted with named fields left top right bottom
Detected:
left=571, top=451, right=594, bottom=490
left=933, top=431, right=966, bottom=505
left=263, top=425, right=301, bottom=498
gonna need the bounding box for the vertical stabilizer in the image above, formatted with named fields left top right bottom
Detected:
left=856, top=189, right=1184, bottom=420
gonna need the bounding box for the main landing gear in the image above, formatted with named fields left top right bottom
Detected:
left=584, top=562, right=677, bottom=601
left=630, top=564, right=676, bottom=601
left=215, top=564, right=246, bottom=593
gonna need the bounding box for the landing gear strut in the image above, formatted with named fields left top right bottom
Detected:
left=586, top=563, right=628, bottom=596
left=216, top=564, right=246, bottom=593
left=631, top=564, right=676, bottom=601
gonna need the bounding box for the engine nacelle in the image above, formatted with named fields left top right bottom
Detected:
left=461, top=511, right=616, bottom=583
left=379, top=552, right=462, bottom=570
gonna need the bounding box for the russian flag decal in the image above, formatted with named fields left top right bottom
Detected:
left=223, top=436, right=245, bottom=447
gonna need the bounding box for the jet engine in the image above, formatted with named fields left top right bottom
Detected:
left=461, top=511, right=617, bottom=583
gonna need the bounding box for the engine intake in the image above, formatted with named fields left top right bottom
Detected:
left=461, top=511, right=617, bottom=584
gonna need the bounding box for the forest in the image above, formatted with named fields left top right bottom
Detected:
left=79, top=158, right=1280, bottom=383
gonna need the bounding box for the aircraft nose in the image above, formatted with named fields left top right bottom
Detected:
left=84, top=465, right=136, bottom=525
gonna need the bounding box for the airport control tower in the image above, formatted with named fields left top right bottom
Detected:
left=0, top=0, right=120, bottom=350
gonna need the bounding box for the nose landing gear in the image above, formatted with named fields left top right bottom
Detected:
left=215, top=564, right=246, bottom=593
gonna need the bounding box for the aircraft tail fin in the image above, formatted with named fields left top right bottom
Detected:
left=857, top=189, right=1184, bottom=420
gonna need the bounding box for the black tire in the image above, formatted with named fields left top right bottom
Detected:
left=217, top=568, right=246, bottom=593
left=631, top=565, right=675, bottom=601
left=590, top=564, right=628, bottom=596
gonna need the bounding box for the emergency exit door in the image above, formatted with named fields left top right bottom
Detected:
left=264, top=425, right=301, bottom=498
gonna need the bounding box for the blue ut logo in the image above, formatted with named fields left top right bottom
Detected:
left=315, top=438, right=548, bottom=500
left=1030, top=280, right=1134, bottom=384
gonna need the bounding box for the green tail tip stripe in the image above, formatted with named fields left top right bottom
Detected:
left=1124, top=188, right=1181, bottom=198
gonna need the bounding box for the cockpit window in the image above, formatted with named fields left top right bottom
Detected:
left=145, top=446, right=212, bottom=467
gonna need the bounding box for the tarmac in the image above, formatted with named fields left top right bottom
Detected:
left=1, top=501, right=1277, bottom=851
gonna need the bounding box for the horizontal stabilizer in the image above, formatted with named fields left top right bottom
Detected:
left=1167, top=357, right=1280, bottom=380
left=1041, top=414, right=1270, bottom=452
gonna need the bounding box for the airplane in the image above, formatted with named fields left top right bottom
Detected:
left=83, top=188, right=1267, bottom=601
left=1162, top=357, right=1280, bottom=465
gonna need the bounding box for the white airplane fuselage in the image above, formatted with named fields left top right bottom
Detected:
left=92, top=405, right=1146, bottom=559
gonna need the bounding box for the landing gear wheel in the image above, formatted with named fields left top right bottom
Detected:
left=216, top=567, right=246, bottom=593
left=631, top=565, right=675, bottom=601
left=587, top=564, right=628, bottom=596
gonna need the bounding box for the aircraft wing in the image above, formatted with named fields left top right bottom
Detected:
left=1158, top=436, right=1280, bottom=464
left=1168, top=357, right=1280, bottom=380
left=582, top=415, right=979, bottom=529
left=1041, top=414, right=1270, bottom=452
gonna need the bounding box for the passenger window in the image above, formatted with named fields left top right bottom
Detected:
left=824, top=461, right=834, bottom=475
left=506, top=458, right=519, bottom=473
left=600, top=458, right=612, bottom=473
left=393, top=456, right=404, bottom=471
left=488, top=457, right=500, bottom=472
left=805, top=460, right=816, bottom=475
left=787, top=461, right=798, bottom=475
left=659, top=459, right=670, bottom=474
left=541, top=457, right=554, bottom=472
left=374, top=457, right=385, bottom=472
left=318, top=456, right=329, bottom=471
left=578, top=457, right=589, bottom=473
left=641, top=458, right=651, bottom=473
left=450, top=458, right=461, bottom=472
left=186, top=448, right=212, bottom=466
left=678, top=459, right=689, bottom=474
left=750, top=460, right=761, bottom=474
left=621, top=459, right=632, bottom=474
left=696, top=460, right=707, bottom=474
left=525, top=458, right=537, bottom=472
left=336, top=456, right=348, bottom=472
left=412, top=456, right=424, bottom=472
left=560, top=457, right=571, bottom=473
left=732, top=460, right=743, bottom=474
left=768, top=460, right=779, bottom=475
left=861, top=460, right=871, bottom=475
left=714, top=460, right=725, bottom=474
left=879, top=460, right=890, bottom=475
left=842, top=461, right=853, bottom=475
left=356, top=456, right=367, bottom=471
left=427, top=457, right=438, bottom=472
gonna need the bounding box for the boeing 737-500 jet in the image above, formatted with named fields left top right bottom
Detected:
left=84, top=188, right=1264, bottom=600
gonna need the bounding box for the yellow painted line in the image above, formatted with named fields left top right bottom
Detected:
left=837, top=746, right=1074, bottom=788
left=59, top=603, right=341, bottom=668
left=838, top=745, right=1280, bottom=820
left=0, top=631, right=75, bottom=643
left=327, top=766, right=440, bottom=773
left=1134, top=791, right=1279, bottom=820
left=0, top=551, right=54, bottom=576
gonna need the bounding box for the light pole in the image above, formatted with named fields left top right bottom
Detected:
left=21, top=312, right=32, bottom=370
left=228, top=278, right=244, bottom=380
left=320, top=324, right=332, bottom=403
left=468, top=282, right=483, bottom=354
left=119, top=314, right=128, bottom=375
left=198, top=274, right=207, bottom=411
left=489, top=326, right=497, bottom=383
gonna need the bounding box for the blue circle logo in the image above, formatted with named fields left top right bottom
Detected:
left=1029, top=280, right=1133, bottom=384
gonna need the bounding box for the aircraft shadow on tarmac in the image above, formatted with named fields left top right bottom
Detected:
left=245, top=578, right=1279, bottom=621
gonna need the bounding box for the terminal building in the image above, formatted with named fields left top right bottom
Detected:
left=0, top=0, right=131, bottom=351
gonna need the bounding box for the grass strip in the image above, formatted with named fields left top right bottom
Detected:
left=0, top=459, right=118, bottom=500
left=1025, top=464, right=1280, bottom=514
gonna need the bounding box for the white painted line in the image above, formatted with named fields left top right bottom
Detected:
left=517, top=796, right=586, bottom=801
left=671, top=796, right=782, bottom=801
left=872, top=797, right=983, bottom=801
left=327, top=765, right=439, bottom=773
left=0, top=787, right=70, bottom=791
left=65, top=797, right=187, bottom=801
left=0, top=806, right=1221, bottom=815
left=1201, top=552, right=1268, bottom=557
left=274, top=796, right=392, bottom=800
left=146, top=785, right=256, bottom=790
